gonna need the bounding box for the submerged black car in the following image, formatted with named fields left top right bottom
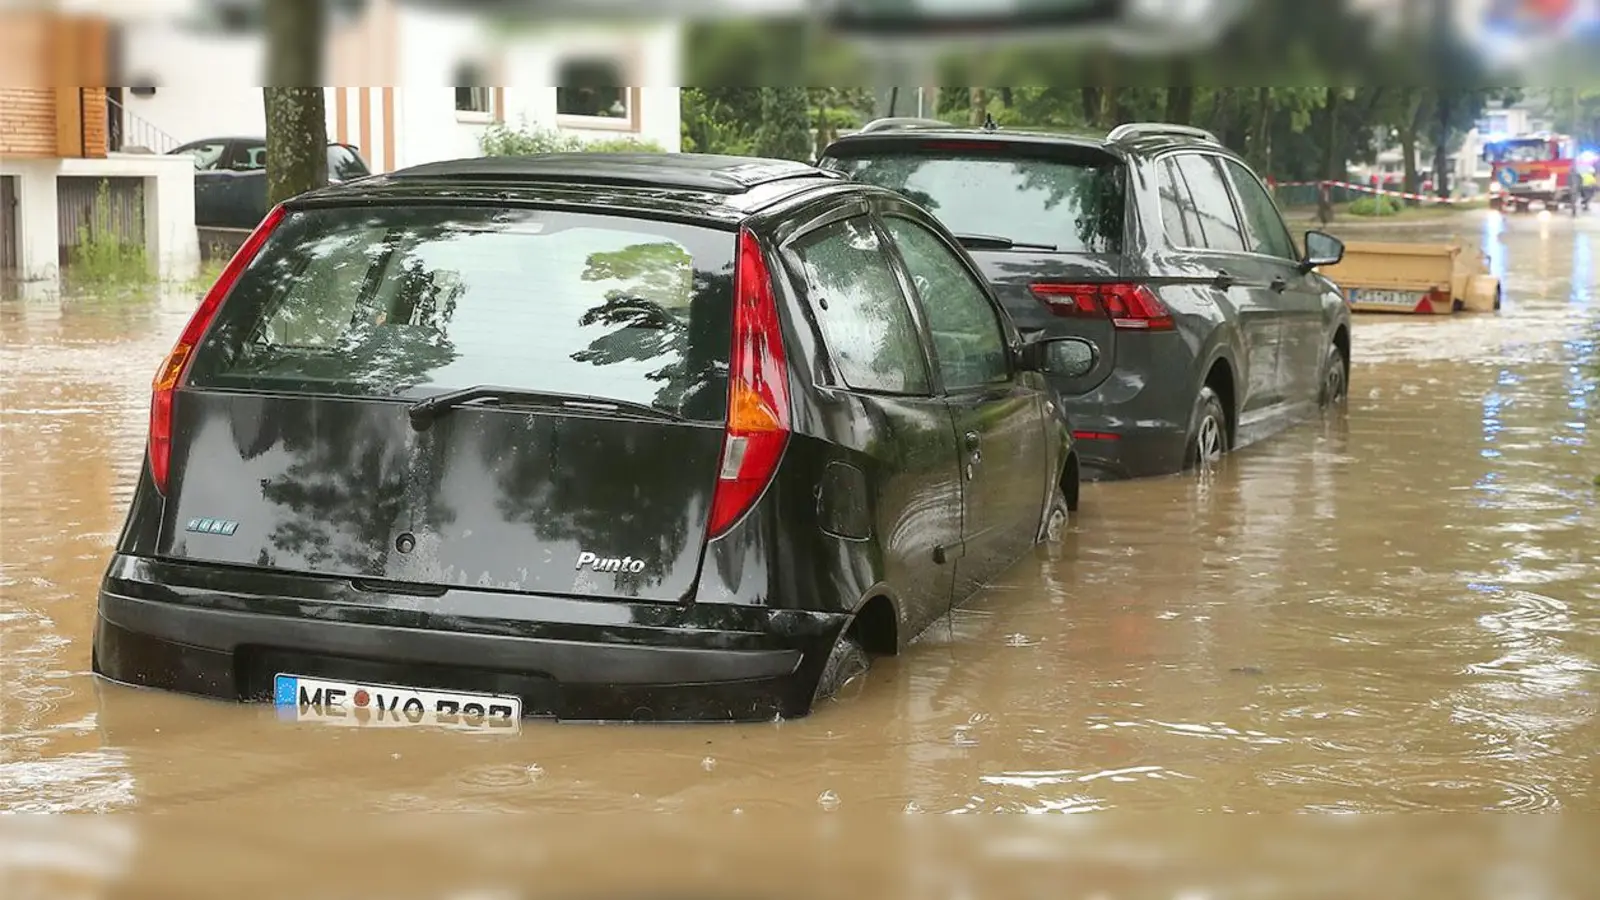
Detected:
left=93, top=153, right=1093, bottom=724
left=820, top=120, right=1353, bottom=481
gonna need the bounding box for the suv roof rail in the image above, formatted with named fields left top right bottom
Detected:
left=857, top=117, right=953, bottom=134
left=386, top=153, right=835, bottom=195
left=1106, top=122, right=1220, bottom=145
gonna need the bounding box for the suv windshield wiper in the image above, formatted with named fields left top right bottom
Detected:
left=952, top=233, right=1059, bottom=252
left=407, top=385, right=683, bottom=429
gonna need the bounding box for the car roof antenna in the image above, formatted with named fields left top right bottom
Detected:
left=982, top=113, right=998, bottom=132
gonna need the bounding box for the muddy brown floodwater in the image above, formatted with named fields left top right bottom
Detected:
left=1, top=210, right=1598, bottom=894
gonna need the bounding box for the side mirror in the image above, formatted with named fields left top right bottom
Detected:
left=1022, top=336, right=1098, bottom=379
left=1301, top=230, right=1344, bottom=272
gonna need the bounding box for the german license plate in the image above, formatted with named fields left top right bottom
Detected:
left=1351, top=288, right=1423, bottom=308
left=273, top=674, right=522, bottom=733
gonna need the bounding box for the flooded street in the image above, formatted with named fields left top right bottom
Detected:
left=1, top=208, right=1598, bottom=887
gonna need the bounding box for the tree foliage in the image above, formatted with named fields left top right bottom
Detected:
left=678, top=1, right=1528, bottom=210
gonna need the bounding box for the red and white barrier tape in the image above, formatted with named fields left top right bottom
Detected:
left=1270, top=180, right=1467, bottom=204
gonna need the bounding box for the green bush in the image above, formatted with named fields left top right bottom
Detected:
left=68, top=179, right=149, bottom=285
left=479, top=119, right=664, bottom=156
left=1348, top=195, right=1402, bottom=217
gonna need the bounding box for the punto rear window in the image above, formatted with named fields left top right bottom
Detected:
left=186, top=204, right=737, bottom=423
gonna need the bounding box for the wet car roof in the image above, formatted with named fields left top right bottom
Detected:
left=824, top=123, right=1235, bottom=159
left=289, top=152, right=856, bottom=225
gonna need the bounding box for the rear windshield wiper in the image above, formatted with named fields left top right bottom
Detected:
left=407, top=385, right=683, bottom=429
left=953, top=233, right=1059, bottom=252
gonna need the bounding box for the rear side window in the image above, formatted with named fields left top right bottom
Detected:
left=787, top=217, right=930, bottom=395
left=1157, top=158, right=1204, bottom=248
left=1221, top=158, right=1298, bottom=260
left=187, top=205, right=737, bottom=422
left=834, top=151, right=1124, bottom=254
left=1172, top=155, right=1246, bottom=252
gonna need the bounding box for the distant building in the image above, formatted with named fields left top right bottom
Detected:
left=0, top=13, right=198, bottom=282
left=112, top=0, right=682, bottom=173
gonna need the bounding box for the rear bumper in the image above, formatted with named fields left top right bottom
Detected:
left=1055, top=376, right=1190, bottom=481
left=1065, top=424, right=1188, bottom=481
left=92, top=554, right=847, bottom=723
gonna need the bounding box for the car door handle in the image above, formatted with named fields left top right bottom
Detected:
left=1270, top=276, right=1288, bottom=293
left=964, top=431, right=981, bottom=452
left=1213, top=270, right=1235, bottom=290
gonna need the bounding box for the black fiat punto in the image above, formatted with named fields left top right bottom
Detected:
left=92, top=153, right=1092, bottom=725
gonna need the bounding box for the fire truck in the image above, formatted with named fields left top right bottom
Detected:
left=1484, top=132, right=1582, bottom=212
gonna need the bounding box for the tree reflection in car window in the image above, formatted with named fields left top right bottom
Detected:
left=1221, top=158, right=1298, bottom=260
left=882, top=216, right=1010, bottom=391
left=187, top=207, right=736, bottom=423
left=840, top=153, right=1123, bottom=254
left=790, top=217, right=931, bottom=394
left=1173, top=155, right=1246, bottom=252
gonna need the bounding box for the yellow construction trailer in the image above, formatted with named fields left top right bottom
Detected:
left=1319, top=241, right=1502, bottom=315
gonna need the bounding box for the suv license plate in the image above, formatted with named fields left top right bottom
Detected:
left=273, top=674, right=522, bottom=733
left=1352, top=289, right=1423, bottom=308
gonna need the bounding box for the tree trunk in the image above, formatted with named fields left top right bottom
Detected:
left=1165, top=86, right=1195, bottom=125
left=263, top=0, right=327, bottom=209
left=1081, top=86, right=1102, bottom=128
left=1165, top=59, right=1195, bottom=124
left=1433, top=92, right=1453, bottom=198
left=968, top=87, right=987, bottom=127
left=1399, top=89, right=1421, bottom=206
left=1317, top=87, right=1341, bottom=225
left=1251, top=87, right=1272, bottom=173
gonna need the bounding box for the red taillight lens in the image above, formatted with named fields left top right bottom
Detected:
left=148, top=203, right=286, bottom=495
left=707, top=228, right=792, bottom=538
left=1029, top=282, right=1175, bottom=331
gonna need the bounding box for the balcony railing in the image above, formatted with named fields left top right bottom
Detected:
left=106, top=94, right=182, bottom=156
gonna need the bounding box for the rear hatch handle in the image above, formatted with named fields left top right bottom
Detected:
left=407, top=385, right=684, bottom=430
left=1213, top=269, right=1236, bottom=290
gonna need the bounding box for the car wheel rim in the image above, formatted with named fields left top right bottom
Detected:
left=1046, top=507, right=1067, bottom=542
left=1196, top=415, right=1223, bottom=464
left=1325, top=364, right=1346, bottom=405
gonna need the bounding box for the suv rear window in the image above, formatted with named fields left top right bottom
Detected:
left=830, top=150, right=1124, bottom=254
left=187, top=205, right=736, bottom=422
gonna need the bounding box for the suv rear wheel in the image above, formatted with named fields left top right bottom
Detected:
left=1320, top=344, right=1348, bottom=409
left=1186, top=386, right=1229, bottom=470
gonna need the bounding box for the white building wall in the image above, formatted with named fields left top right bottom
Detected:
left=117, top=23, right=268, bottom=149
left=0, top=160, right=64, bottom=281
left=121, top=13, right=682, bottom=164
left=0, top=155, right=198, bottom=282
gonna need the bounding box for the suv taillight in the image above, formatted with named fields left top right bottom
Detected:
left=148, top=204, right=286, bottom=495
left=1029, top=282, right=1175, bottom=331
left=707, top=228, right=791, bottom=538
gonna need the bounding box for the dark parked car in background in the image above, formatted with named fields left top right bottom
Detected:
left=819, top=120, right=1353, bottom=481
left=170, top=136, right=371, bottom=229
left=93, top=153, right=1093, bottom=725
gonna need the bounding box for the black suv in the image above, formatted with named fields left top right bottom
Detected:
left=92, top=153, right=1092, bottom=725
left=820, top=120, right=1353, bottom=481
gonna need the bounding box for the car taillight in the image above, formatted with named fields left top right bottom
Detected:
left=707, top=228, right=792, bottom=538
left=148, top=203, right=286, bottom=495
left=1029, top=282, right=1175, bottom=331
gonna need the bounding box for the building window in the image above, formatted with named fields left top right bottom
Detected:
left=555, top=58, right=630, bottom=121
left=454, top=62, right=493, bottom=117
